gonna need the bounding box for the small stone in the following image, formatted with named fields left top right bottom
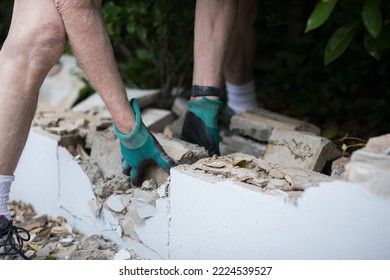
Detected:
left=205, top=161, right=226, bottom=169
left=267, top=179, right=287, bottom=190
left=59, top=236, right=75, bottom=247
left=88, top=199, right=101, bottom=217
left=141, top=179, right=158, bottom=191
left=114, top=249, right=132, bottom=260
left=37, top=242, right=57, bottom=257
left=106, top=194, right=127, bottom=213
left=331, top=156, right=350, bottom=177
left=134, top=204, right=156, bottom=219
left=269, top=168, right=285, bottom=179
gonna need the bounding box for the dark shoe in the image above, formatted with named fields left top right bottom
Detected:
left=0, top=215, right=30, bottom=260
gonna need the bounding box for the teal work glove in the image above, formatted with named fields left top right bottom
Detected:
left=114, top=98, right=175, bottom=186
left=181, top=97, right=223, bottom=156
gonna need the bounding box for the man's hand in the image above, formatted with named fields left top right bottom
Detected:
left=114, top=99, right=175, bottom=186
left=181, top=97, right=223, bottom=156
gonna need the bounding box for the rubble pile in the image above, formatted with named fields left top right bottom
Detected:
left=10, top=201, right=139, bottom=260
left=178, top=152, right=332, bottom=200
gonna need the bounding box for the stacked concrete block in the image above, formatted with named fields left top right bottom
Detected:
left=263, top=128, right=341, bottom=172
left=142, top=108, right=175, bottom=133
left=228, top=108, right=341, bottom=172
left=230, top=107, right=321, bottom=139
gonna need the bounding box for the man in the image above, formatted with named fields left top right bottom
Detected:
left=0, top=0, right=173, bottom=260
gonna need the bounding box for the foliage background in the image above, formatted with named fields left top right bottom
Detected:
left=0, top=0, right=389, bottom=141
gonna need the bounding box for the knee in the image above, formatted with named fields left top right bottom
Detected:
left=29, top=22, right=67, bottom=68
left=5, top=20, right=66, bottom=71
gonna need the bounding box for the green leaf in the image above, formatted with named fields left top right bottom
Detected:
left=305, top=0, right=339, bottom=33
left=362, top=0, right=383, bottom=38
left=364, top=25, right=390, bottom=59
left=324, top=21, right=359, bottom=65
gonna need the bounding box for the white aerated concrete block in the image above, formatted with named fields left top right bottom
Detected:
left=11, top=129, right=165, bottom=260
left=12, top=131, right=62, bottom=217
left=168, top=168, right=390, bottom=259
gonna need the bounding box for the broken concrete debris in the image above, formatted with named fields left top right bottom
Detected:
left=67, top=235, right=118, bottom=260
left=178, top=152, right=333, bottom=196
left=345, top=134, right=390, bottom=198
left=331, top=156, right=350, bottom=177
left=105, top=194, right=131, bottom=213
left=8, top=201, right=83, bottom=260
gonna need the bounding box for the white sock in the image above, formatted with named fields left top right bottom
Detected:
left=0, top=175, right=14, bottom=220
left=226, top=80, right=258, bottom=115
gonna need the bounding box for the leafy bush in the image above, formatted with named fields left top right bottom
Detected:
left=256, top=0, right=390, bottom=139
left=305, top=0, right=390, bottom=64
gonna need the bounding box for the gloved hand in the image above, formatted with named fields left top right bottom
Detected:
left=181, top=97, right=223, bottom=156
left=114, top=98, right=175, bottom=186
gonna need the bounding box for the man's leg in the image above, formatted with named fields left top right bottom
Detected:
left=224, top=0, right=258, bottom=115
left=182, top=0, right=238, bottom=156
left=192, top=0, right=238, bottom=91
left=0, top=0, right=67, bottom=218
left=0, top=0, right=66, bottom=260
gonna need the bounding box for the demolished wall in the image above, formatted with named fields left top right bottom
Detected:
left=9, top=55, right=390, bottom=259
left=11, top=127, right=390, bottom=259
